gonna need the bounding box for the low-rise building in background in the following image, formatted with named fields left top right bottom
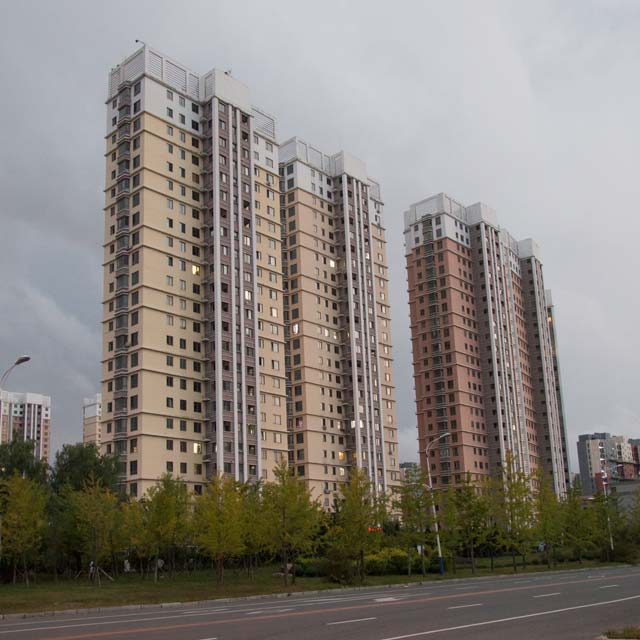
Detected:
left=82, top=394, right=102, bottom=446
left=577, top=432, right=640, bottom=496
left=0, top=391, right=51, bottom=462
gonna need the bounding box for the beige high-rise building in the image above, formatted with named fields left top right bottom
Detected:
left=280, top=138, right=400, bottom=507
left=102, top=46, right=286, bottom=497
left=82, top=394, right=102, bottom=446
left=405, top=193, right=568, bottom=496
left=0, top=391, right=51, bottom=462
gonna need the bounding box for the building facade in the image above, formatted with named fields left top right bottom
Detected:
left=577, top=432, right=640, bottom=496
left=0, top=391, right=51, bottom=462
left=82, top=394, right=102, bottom=446
left=280, top=138, right=399, bottom=506
left=405, top=193, right=568, bottom=495
left=101, top=46, right=286, bottom=496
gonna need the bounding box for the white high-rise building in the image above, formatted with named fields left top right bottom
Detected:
left=82, top=394, right=102, bottom=446
left=0, top=391, right=51, bottom=462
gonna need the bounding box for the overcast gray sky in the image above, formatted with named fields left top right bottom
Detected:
left=1, top=0, right=638, bottom=471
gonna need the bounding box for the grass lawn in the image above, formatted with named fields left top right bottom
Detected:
left=606, top=629, right=640, bottom=639
left=0, top=560, right=623, bottom=615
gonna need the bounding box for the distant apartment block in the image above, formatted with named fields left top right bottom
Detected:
left=82, top=394, right=102, bottom=446
left=577, top=432, right=640, bottom=496
left=279, top=138, right=399, bottom=506
left=0, top=391, right=51, bottom=462
left=405, top=193, right=568, bottom=495
left=399, top=461, right=419, bottom=482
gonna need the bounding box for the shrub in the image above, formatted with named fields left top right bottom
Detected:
left=296, top=557, right=324, bottom=577
left=388, top=548, right=409, bottom=574
left=365, top=552, right=388, bottom=575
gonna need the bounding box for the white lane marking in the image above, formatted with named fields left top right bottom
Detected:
left=327, top=617, right=377, bottom=626
left=0, top=609, right=240, bottom=635
left=0, top=609, right=177, bottom=628
left=245, top=610, right=266, bottom=615
left=600, top=584, right=619, bottom=589
left=533, top=592, right=561, bottom=598
left=378, top=594, right=640, bottom=640
left=447, top=603, right=483, bottom=610
left=182, top=608, right=230, bottom=614
left=197, top=637, right=217, bottom=639
left=375, top=597, right=398, bottom=602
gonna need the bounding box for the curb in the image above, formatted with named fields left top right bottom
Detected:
left=0, top=564, right=626, bottom=621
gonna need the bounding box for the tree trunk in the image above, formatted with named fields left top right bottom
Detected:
left=490, top=552, right=494, bottom=572
left=470, top=543, right=475, bottom=574
left=282, top=546, right=288, bottom=587
left=359, top=549, right=365, bottom=584
left=23, top=553, right=29, bottom=587
left=421, top=547, right=426, bottom=577
left=407, top=548, right=412, bottom=577
left=216, top=556, right=224, bottom=586
left=154, top=554, right=159, bottom=583
left=111, top=549, right=119, bottom=579
left=512, top=549, right=517, bottom=572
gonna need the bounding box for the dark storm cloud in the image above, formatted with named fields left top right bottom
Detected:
left=1, top=0, right=639, bottom=468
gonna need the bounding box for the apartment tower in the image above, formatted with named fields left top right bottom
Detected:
left=102, top=46, right=286, bottom=496
left=405, top=193, right=568, bottom=495
left=0, top=391, right=51, bottom=462
left=280, top=138, right=399, bottom=506
left=82, top=394, right=102, bottom=446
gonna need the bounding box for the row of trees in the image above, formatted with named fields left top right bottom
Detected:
left=1, top=441, right=639, bottom=587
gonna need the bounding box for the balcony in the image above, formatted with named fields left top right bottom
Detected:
left=114, top=324, right=128, bottom=338
left=114, top=387, right=128, bottom=400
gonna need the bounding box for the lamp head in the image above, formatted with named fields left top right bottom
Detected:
left=15, top=355, right=31, bottom=366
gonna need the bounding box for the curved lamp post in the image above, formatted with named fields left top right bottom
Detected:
left=0, top=355, right=31, bottom=389
left=0, top=355, right=31, bottom=562
left=425, top=431, right=450, bottom=576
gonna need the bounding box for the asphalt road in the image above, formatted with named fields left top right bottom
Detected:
left=2, top=565, right=640, bottom=640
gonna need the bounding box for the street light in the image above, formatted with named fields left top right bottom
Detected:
left=425, top=431, right=450, bottom=576
left=0, top=355, right=31, bottom=389
left=0, top=355, right=30, bottom=563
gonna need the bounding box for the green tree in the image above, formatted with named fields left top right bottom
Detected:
left=240, top=481, right=269, bottom=578
left=562, top=480, right=594, bottom=563
left=262, top=461, right=322, bottom=586
left=193, top=475, right=244, bottom=585
left=0, top=439, right=48, bottom=483
left=329, top=468, right=383, bottom=584
left=439, top=486, right=462, bottom=573
left=68, top=481, right=121, bottom=585
left=591, top=490, right=625, bottom=562
left=121, top=498, right=155, bottom=577
left=51, top=443, right=119, bottom=492
left=534, top=471, right=563, bottom=567
left=394, top=466, right=433, bottom=576
left=144, top=474, right=191, bottom=581
left=492, top=453, right=534, bottom=571
left=453, top=477, right=489, bottom=574
left=0, top=475, right=47, bottom=585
